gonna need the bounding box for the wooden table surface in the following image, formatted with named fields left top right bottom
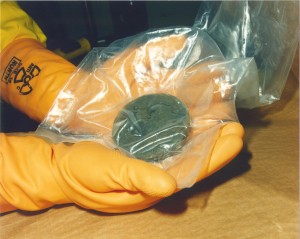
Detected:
left=1, top=62, right=298, bottom=239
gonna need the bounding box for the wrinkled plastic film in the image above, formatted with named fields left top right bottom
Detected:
left=194, top=0, right=299, bottom=108
left=37, top=27, right=256, bottom=188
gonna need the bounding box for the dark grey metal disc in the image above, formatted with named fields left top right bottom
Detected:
left=112, top=93, right=190, bottom=162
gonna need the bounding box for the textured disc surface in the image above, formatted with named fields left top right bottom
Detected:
left=112, top=93, right=190, bottom=162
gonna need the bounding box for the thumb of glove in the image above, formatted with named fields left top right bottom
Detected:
left=51, top=141, right=177, bottom=212
left=54, top=141, right=177, bottom=196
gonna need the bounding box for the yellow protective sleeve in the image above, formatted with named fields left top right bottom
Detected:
left=0, top=133, right=177, bottom=213
left=0, top=1, right=47, bottom=51
left=0, top=2, right=76, bottom=122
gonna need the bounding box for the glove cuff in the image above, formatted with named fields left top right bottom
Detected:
left=0, top=38, right=76, bottom=122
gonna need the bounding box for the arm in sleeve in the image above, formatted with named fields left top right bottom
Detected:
left=0, top=1, right=76, bottom=122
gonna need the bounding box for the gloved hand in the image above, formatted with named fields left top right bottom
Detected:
left=0, top=122, right=242, bottom=214
left=0, top=2, right=244, bottom=213
left=0, top=133, right=177, bottom=213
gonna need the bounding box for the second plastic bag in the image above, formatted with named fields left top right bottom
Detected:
left=194, top=0, right=299, bottom=108
left=37, top=27, right=257, bottom=188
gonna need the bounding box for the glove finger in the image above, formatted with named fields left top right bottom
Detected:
left=57, top=142, right=177, bottom=197
left=220, top=122, right=244, bottom=138
left=78, top=190, right=162, bottom=213
left=194, top=123, right=244, bottom=182
left=112, top=156, right=178, bottom=197
left=207, top=134, right=243, bottom=176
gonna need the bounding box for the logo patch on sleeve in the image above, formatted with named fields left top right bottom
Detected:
left=1, top=57, right=41, bottom=95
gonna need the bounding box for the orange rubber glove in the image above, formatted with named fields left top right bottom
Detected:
left=0, top=122, right=242, bottom=214
left=0, top=133, right=177, bottom=213
left=0, top=2, right=244, bottom=213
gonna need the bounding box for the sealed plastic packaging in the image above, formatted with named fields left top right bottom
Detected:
left=194, top=0, right=299, bottom=108
left=37, top=27, right=257, bottom=188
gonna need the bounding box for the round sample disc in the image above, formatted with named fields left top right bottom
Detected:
left=112, top=93, right=190, bottom=162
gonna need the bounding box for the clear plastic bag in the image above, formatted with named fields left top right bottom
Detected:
left=37, top=27, right=257, bottom=188
left=194, top=0, right=299, bottom=108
